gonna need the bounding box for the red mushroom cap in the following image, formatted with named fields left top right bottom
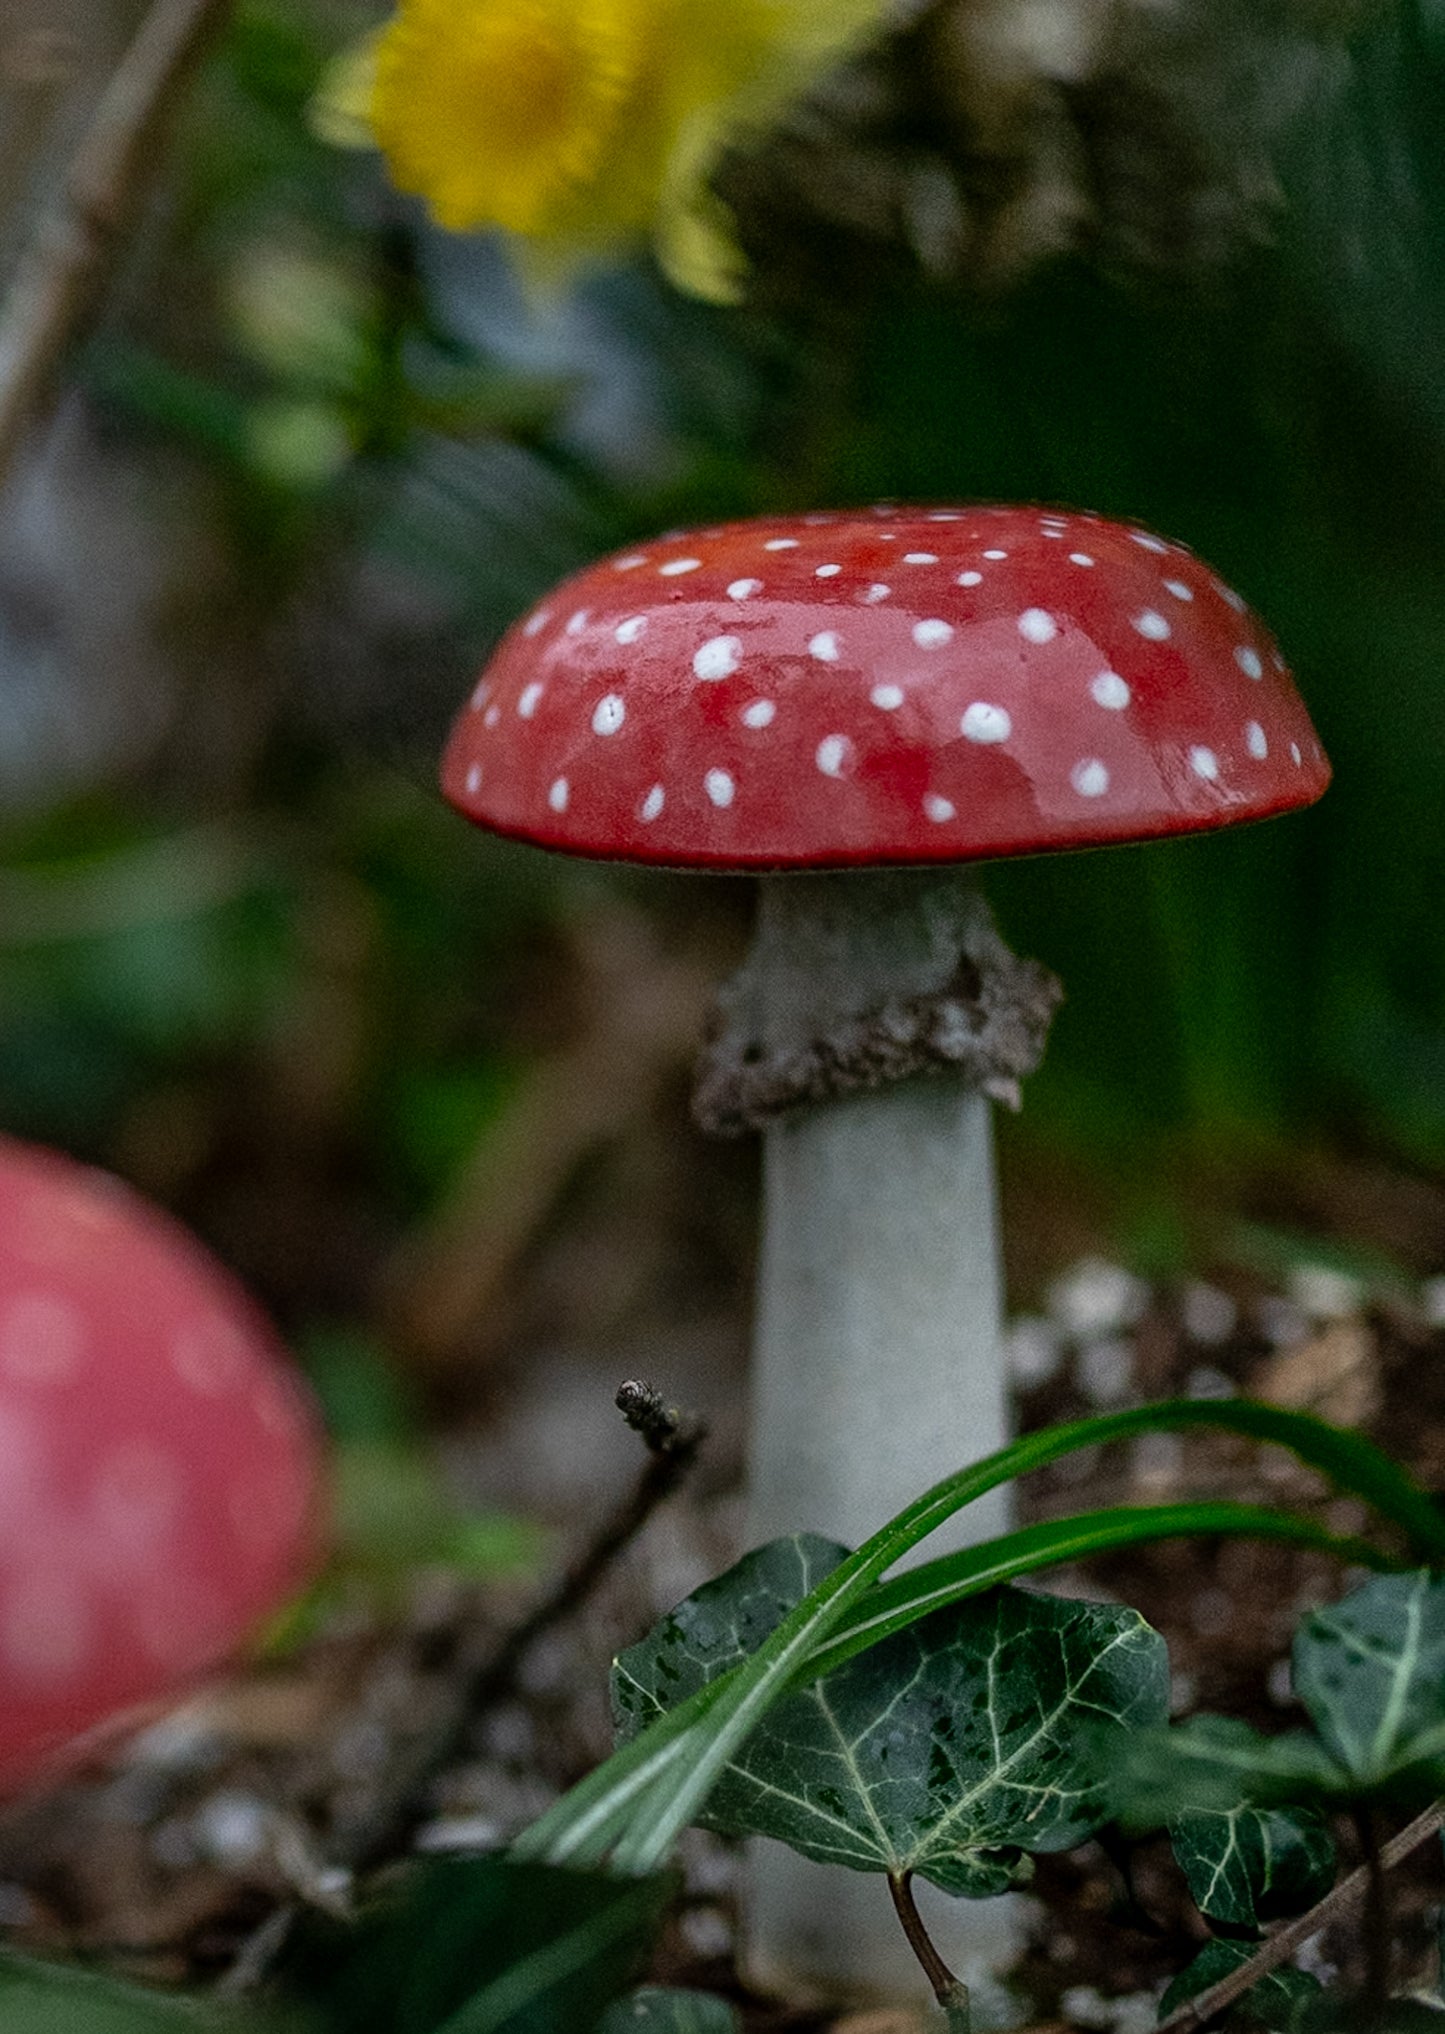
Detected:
left=0, top=1138, right=324, bottom=1792
left=441, top=505, right=1329, bottom=869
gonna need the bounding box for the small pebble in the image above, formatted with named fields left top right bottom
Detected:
left=1267, top=1657, right=1294, bottom=1705
left=1185, top=1364, right=1235, bottom=1401
left=1047, top=1258, right=1150, bottom=1339
left=1288, top=1263, right=1366, bottom=1321
left=1076, top=1335, right=1134, bottom=1406
left=1005, top=1315, right=1065, bottom=1388
left=1256, top=1295, right=1312, bottom=1348
left=1181, top=1281, right=1237, bottom=1346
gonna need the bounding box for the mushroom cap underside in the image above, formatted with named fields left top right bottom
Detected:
left=442, top=505, right=1330, bottom=869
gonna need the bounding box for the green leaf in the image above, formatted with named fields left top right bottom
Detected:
left=517, top=1398, right=1436, bottom=1877
left=1294, top=1571, right=1445, bottom=1791
left=595, top=1990, right=740, bottom=2033
left=1107, top=1715, right=1341, bottom=1828
left=291, top=1855, right=669, bottom=2034
left=613, top=1538, right=1167, bottom=1895
left=0, top=1954, right=294, bottom=2032
left=1158, top=1940, right=1320, bottom=2029
left=1171, top=1804, right=1336, bottom=1927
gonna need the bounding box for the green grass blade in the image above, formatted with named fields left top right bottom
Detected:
left=804, top=1502, right=1391, bottom=1681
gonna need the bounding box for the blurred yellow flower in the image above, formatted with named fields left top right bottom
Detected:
left=317, top=0, right=894, bottom=301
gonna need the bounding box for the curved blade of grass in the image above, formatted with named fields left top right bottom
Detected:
left=803, top=1500, right=1390, bottom=1682
left=515, top=1399, right=1445, bottom=1875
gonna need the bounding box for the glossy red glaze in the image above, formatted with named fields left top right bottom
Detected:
left=0, top=1139, right=324, bottom=1792
left=442, top=506, right=1329, bottom=869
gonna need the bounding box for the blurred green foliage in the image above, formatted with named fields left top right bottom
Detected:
left=6, top=0, right=1445, bottom=1323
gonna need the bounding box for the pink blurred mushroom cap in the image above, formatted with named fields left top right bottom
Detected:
left=0, top=1137, right=325, bottom=1792
left=441, top=504, right=1330, bottom=869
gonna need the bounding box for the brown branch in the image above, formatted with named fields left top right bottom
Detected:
left=332, top=1385, right=706, bottom=1877
left=886, top=1871, right=971, bottom=2026
left=0, top=0, right=231, bottom=485
left=1154, top=1797, right=1445, bottom=2033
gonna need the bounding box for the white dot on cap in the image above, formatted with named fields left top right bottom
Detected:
left=1290, top=742, right=1302, bottom=765
left=859, top=583, right=891, bottom=603
left=659, top=557, right=701, bottom=576
left=1164, top=579, right=1194, bottom=601
left=4, top=1574, right=89, bottom=1682
left=483, top=703, right=500, bottom=727
left=0, top=1294, right=85, bottom=1383
left=1018, top=609, right=1057, bottom=644
left=614, top=553, right=647, bottom=571
left=871, top=683, right=904, bottom=710
left=470, top=679, right=490, bottom=710
left=816, top=734, right=851, bottom=776
left=1219, top=583, right=1247, bottom=612
left=1071, top=759, right=1110, bottom=798
left=522, top=608, right=551, bottom=637
left=565, top=609, right=590, bottom=636
left=956, top=570, right=983, bottom=587
left=1246, top=720, right=1269, bottom=758
left=815, top=563, right=842, bottom=578
left=615, top=615, right=647, bottom=644
left=763, top=538, right=799, bottom=551
left=1069, top=553, right=1095, bottom=567
left=929, top=511, right=962, bottom=521
left=1040, top=526, right=1064, bottom=538
left=962, top=702, right=1011, bottom=743
left=1235, top=646, right=1263, bottom=679
left=983, top=549, right=1008, bottom=560
left=923, top=793, right=955, bottom=823
left=1133, top=610, right=1171, bottom=641
left=639, top=785, right=665, bottom=822
left=518, top=682, right=544, bottom=718
left=592, top=694, right=625, bottom=736
left=548, top=777, right=570, bottom=812
left=694, top=635, right=742, bottom=680
left=912, top=619, right=953, bottom=649
left=741, top=699, right=776, bottom=728
left=1131, top=532, right=1169, bottom=554
left=903, top=552, right=938, bottom=565
left=705, top=769, right=735, bottom=807
left=172, top=1319, right=248, bottom=1394
left=92, top=1440, right=182, bottom=1548
left=1190, top=746, right=1220, bottom=781
left=808, top=631, right=841, bottom=662
left=1091, top=672, right=1130, bottom=710
left=465, top=763, right=482, bottom=795
left=728, top=577, right=762, bottom=600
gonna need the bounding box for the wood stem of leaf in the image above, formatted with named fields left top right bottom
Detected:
left=1353, top=1804, right=1392, bottom=2007
left=886, top=1870, right=970, bottom=2023
left=1153, top=1797, right=1445, bottom=2032
left=0, top=0, right=232, bottom=486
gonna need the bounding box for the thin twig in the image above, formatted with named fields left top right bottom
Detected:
left=0, top=0, right=231, bottom=484
left=1154, top=1797, right=1445, bottom=2032
left=335, top=1385, right=706, bottom=1877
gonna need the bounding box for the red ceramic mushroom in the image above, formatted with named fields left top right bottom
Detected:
left=439, top=503, right=1330, bottom=1999
left=442, top=503, right=1326, bottom=867
left=0, top=1136, right=323, bottom=1793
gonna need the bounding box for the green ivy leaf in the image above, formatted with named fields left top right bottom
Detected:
left=612, top=1536, right=1168, bottom=1895
left=290, top=1855, right=669, bottom=2034
left=1294, top=1572, right=1445, bottom=1791
left=595, top=1990, right=740, bottom=2032
left=1158, top=1940, right=1320, bottom=2029
left=1170, top=1803, right=1336, bottom=1927
left=1106, top=1715, right=1340, bottom=1827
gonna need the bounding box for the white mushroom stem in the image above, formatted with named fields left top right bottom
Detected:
left=694, top=868, right=1061, bottom=2008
